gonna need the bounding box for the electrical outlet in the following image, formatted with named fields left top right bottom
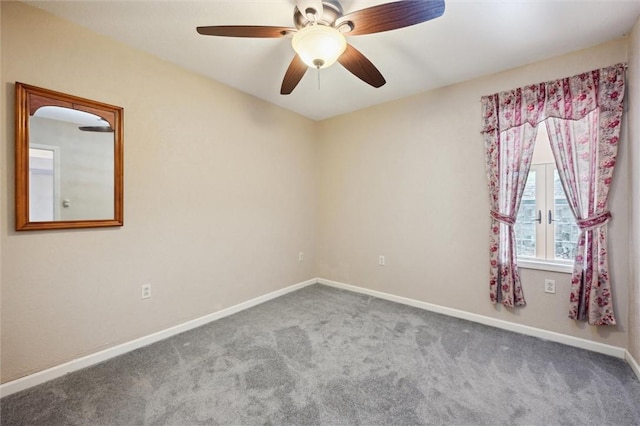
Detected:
left=298, top=252, right=304, bottom=262
left=141, top=284, right=151, bottom=299
left=544, top=279, right=556, bottom=294
left=378, top=255, right=385, bottom=266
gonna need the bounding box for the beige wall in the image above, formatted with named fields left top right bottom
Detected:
left=0, top=2, right=317, bottom=382
left=629, top=17, right=640, bottom=363
left=0, top=0, right=3, bottom=385
left=317, top=38, right=631, bottom=348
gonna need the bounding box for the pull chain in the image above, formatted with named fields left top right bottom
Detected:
left=312, top=59, right=324, bottom=91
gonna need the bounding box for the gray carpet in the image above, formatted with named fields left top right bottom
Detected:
left=2, top=284, right=639, bottom=425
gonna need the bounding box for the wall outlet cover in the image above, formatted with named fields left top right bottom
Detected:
left=141, top=284, right=151, bottom=299
left=544, top=279, right=556, bottom=294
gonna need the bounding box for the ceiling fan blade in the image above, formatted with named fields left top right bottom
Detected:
left=337, top=44, right=386, bottom=88
left=281, top=55, right=308, bottom=95
left=336, top=0, right=445, bottom=36
left=78, top=126, right=113, bottom=132
left=196, top=26, right=294, bottom=38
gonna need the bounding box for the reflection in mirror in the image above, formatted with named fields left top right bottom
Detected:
left=15, top=83, right=123, bottom=231
left=30, top=107, right=115, bottom=221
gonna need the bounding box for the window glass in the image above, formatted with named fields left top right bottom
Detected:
left=515, top=171, right=536, bottom=258
left=553, top=170, right=579, bottom=260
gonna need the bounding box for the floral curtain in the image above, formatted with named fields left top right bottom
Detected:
left=544, top=64, right=625, bottom=325
left=481, top=85, right=545, bottom=307
left=481, top=63, right=625, bottom=323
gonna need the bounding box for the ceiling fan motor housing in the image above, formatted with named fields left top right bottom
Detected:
left=293, top=0, right=343, bottom=28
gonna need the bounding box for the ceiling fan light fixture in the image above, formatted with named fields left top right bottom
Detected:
left=292, top=24, right=346, bottom=69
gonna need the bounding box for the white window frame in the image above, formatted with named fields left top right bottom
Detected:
left=517, top=162, right=574, bottom=274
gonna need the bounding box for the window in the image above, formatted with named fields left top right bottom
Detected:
left=515, top=162, right=579, bottom=272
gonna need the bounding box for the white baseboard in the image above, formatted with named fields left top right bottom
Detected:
left=626, top=350, right=640, bottom=382
left=317, top=278, right=627, bottom=359
left=0, top=278, right=317, bottom=398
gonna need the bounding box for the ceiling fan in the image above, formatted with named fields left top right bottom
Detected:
left=196, top=0, right=445, bottom=95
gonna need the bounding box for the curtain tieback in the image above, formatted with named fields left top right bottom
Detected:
left=490, top=211, right=516, bottom=226
left=576, top=211, right=612, bottom=231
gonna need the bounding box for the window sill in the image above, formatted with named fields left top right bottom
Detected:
left=518, top=259, right=573, bottom=274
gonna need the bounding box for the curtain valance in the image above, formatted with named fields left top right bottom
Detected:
left=481, top=63, right=625, bottom=134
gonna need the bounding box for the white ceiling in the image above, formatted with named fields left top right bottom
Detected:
left=23, top=0, right=640, bottom=120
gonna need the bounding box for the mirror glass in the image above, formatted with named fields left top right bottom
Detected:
left=15, top=83, right=123, bottom=231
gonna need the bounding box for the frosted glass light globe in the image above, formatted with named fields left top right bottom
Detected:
left=292, top=25, right=347, bottom=69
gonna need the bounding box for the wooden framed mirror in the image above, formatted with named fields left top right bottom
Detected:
left=15, top=82, right=123, bottom=231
